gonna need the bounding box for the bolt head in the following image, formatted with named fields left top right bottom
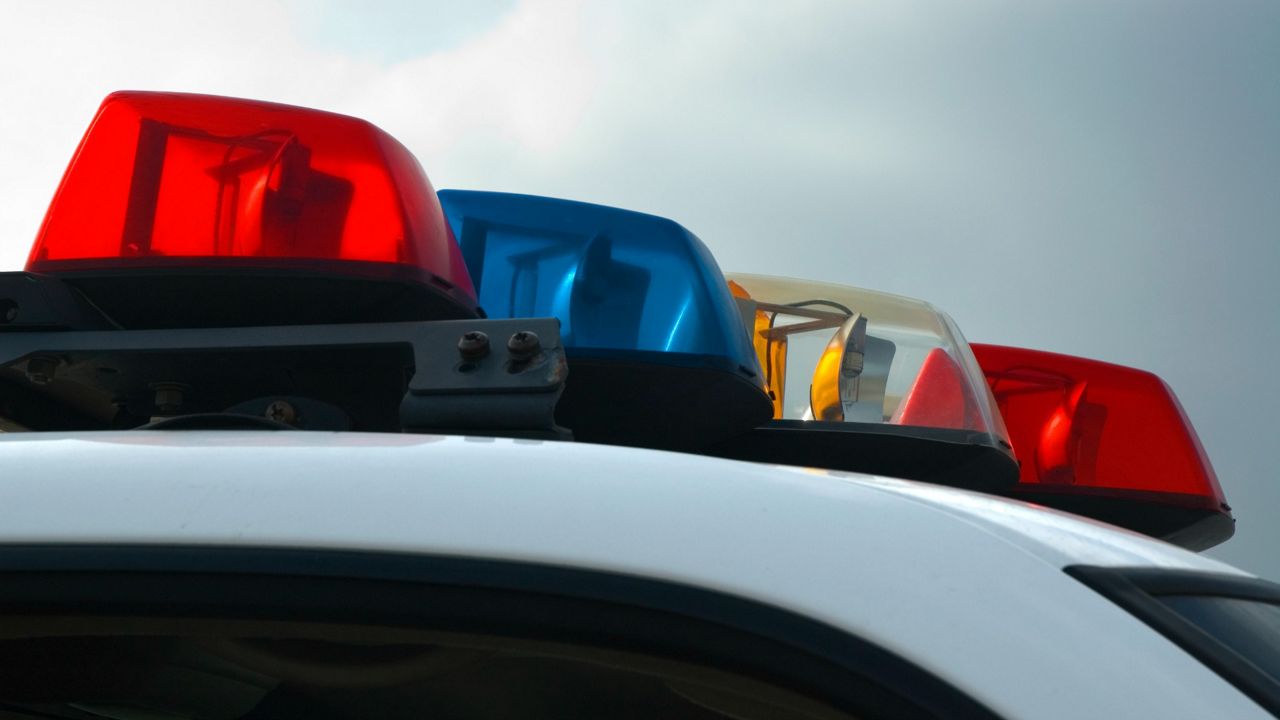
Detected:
left=148, top=382, right=189, bottom=415
left=154, top=389, right=182, bottom=409
left=457, top=330, right=491, bottom=360
left=507, top=330, right=541, bottom=359
left=25, top=356, right=57, bottom=386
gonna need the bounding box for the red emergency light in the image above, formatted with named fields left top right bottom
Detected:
left=972, top=344, right=1232, bottom=548
left=26, top=92, right=477, bottom=326
left=892, top=347, right=991, bottom=433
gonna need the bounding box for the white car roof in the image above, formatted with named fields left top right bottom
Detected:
left=0, top=430, right=1239, bottom=576
left=0, top=431, right=1266, bottom=719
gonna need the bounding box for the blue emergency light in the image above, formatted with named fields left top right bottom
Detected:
left=438, top=191, right=760, bottom=379
left=437, top=190, right=772, bottom=449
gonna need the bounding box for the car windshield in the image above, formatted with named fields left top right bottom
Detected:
left=1159, top=595, right=1280, bottom=682
left=0, top=626, right=852, bottom=720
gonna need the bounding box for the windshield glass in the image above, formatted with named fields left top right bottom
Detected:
left=0, top=630, right=853, bottom=720
left=1160, top=595, right=1280, bottom=682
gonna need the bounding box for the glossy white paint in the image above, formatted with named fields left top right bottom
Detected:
left=0, top=430, right=1266, bottom=718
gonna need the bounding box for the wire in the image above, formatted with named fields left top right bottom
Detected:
left=762, top=299, right=855, bottom=402
left=69, top=285, right=125, bottom=330
left=785, top=299, right=855, bottom=315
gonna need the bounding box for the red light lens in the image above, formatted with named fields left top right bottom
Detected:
left=27, top=91, right=474, bottom=302
left=891, top=347, right=990, bottom=432
left=972, top=344, right=1226, bottom=511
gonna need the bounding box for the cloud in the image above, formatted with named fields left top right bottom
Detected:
left=0, top=0, right=593, bottom=268
left=352, top=0, right=595, bottom=165
left=0, top=1, right=353, bottom=268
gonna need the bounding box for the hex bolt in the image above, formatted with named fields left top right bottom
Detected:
left=264, top=400, right=298, bottom=425
left=507, top=330, right=541, bottom=361
left=25, top=356, right=58, bottom=385
left=152, top=382, right=187, bottom=414
left=457, top=330, right=491, bottom=361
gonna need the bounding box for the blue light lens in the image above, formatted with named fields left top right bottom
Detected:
left=438, top=190, right=761, bottom=380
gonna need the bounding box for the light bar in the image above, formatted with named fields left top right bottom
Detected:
left=27, top=91, right=477, bottom=319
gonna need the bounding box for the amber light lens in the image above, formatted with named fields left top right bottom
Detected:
left=972, top=343, right=1227, bottom=510
left=27, top=91, right=474, bottom=300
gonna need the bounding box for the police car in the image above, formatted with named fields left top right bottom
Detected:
left=0, top=92, right=1276, bottom=719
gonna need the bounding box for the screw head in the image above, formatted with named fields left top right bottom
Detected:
left=265, top=400, right=298, bottom=425
left=507, top=330, right=541, bottom=360
left=0, top=300, right=17, bottom=324
left=457, top=330, right=490, bottom=361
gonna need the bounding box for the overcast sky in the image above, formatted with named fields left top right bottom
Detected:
left=1, top=1, right=1277, bottom=576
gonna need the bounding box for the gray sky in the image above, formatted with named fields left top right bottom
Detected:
left=1, top=1, right=1277, bottom=576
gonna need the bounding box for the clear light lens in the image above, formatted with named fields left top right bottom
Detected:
left=726, top=273, right=1008, bottom=441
